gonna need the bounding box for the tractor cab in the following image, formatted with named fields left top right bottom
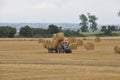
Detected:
left=58, top=41, right=72, bottom=53
left=48, top=41, right=72, bottom=53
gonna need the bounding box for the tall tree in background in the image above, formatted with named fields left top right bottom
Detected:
left=118, top=10, right=120, bottom=16
left=79, top=14, right=88, bottom=32
left=88, top=13, right=98, bottom=32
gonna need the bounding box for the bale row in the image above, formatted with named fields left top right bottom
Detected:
left=42, top=39, right=58, bottom=49
left=66, top=38, right=83, bottom=50
left=66, top=38, right=83, bottom=45
left=67, top=37, right=77, bottom=44
left=69, top=43, right=77, bottom=50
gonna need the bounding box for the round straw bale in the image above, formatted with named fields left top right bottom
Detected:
left=45, top=40, right=50, bottom=49
left=114, top=45, right=120, bottom=54
left=84, top=42, right=94, bottom=50
left=48, top=40, right=51, bottom=48
left=56, top=32, right=64, bottom=42
left=64, top=38, right=68, bottom=42
left=69, top=43, right=77, bottom=50
left=51, top=40, right=58, bottom=48
left=67, top=37, right=77, bottom=44
left=77, top=39, right=84, bottom=46
left=83, top=37, right=87, bottom=40
left=38, top=38, right=43, bottom=43
left=67, top=37, right=73, bottom=43
left=52, top=34, right=57, bottom=40
left=43, top=39, right=58, bottom=49
left=42, top=39, right=47, bottom=48
left=95, top=37, right=100, bottom=42
left=44, top=39, right=51, bottom=49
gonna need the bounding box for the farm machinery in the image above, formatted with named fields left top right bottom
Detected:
left=48, top=41, right=72, bottom=53
left=42, top=32, right=72, bottom=54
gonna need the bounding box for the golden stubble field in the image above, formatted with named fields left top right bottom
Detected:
left=0, top=37, right=120, bottom=80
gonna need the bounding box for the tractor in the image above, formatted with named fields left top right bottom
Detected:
left=48, top=41, right=72, bottom=53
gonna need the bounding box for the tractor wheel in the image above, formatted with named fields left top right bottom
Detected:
left=65, top=48, right=72, bottom=53
left=48, top=49, right=53, bottom=53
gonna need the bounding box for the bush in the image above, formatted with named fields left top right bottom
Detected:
left=104, top=29, right=112, bottom=36
left=63, top=29, right=84, bottom=37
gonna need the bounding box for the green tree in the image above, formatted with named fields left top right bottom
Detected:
left=0, top=27, right=9, bottom=37
left=47, top=24, right=61, bottom=35
left=104, top=29, right=112, bottom=36
left=32, top=28, right=42, bottom=36
left=101, top=26, right=107, bottom=32
left=79, top=14, right=88, bottom=32
left=108, top=25, right=117, bottom=31
left=8, top=27, right=16, bottom=37
left=0, top=26, right=16, bottom=37
left=19, top=25, right=32, bottom=37
left=88, top=13, right=98, bottom=32
left=31, top=28, right=48, bottom=37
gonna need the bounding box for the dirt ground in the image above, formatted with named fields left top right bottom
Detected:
left=0, top=37, right=120, bottom=80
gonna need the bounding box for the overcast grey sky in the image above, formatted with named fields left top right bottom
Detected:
left=0, top=0, right=120, bottom=24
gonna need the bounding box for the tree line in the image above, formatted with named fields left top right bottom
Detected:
left=0, top=24, right=84, bottom=38
left=0, top=24, right=120, bottom=38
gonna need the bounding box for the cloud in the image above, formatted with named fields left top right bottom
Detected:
left=32, top=2, right=57, bottom=9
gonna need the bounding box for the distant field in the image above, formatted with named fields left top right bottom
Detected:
left=112, top=31, right=120, bottom=34
left=0, top=37, right=120, bottom=80
left=81, top=31, right=120, bottom=36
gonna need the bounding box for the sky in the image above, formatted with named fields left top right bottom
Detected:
left=0, top=0, right=120, bottom=24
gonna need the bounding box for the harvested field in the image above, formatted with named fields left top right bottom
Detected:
left=0, top=37, right=120, bottom=80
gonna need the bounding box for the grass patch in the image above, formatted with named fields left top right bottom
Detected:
left=81, top=31, right=120, bottom=37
